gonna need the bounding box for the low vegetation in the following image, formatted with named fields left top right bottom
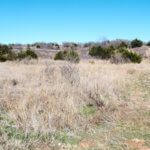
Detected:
left=89, top=45, right=115, bottom=59
left=131, top=39, right=143, bottom=48
left=0, top=59, right=150, bottom=149
left=89, top=45, right=142, bottom=63
left=0, top=44, right=38, bottom=62
left=117, top=47, right=142, bottom=63
left=36, top=45, right=40, bottom=48
left=0, top=45, right=16, bottom=62
left=147, top=41, right=150, bottom=46
left=117, top=41, right=128, bottom=48
left=18, top=46, right=38, bottom=60
left=54, top=50, right=80, bottom=63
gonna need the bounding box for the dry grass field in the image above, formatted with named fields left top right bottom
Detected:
left=0, top=59, right=150, bottom=150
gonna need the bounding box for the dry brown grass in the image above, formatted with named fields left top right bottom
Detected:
left=0, top=59, right=150, bottom=149
left=0, top=60, right=126, bottom=131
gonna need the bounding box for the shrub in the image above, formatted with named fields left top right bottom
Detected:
left=118, top=41, right=128, bottom=48
left=54, top=51, right=67, bottom=60
left=36, top=45, right=40, bottom=48
left=17, top=51, right=26, bottom=60
left=131, top=39, right=143, bottom=48
left=55, top=43, right=59, bottom=47
left=17, top=47, right=38, bottom=60
left=72, top=43, right=78, bottom=47
left=66, top=50, right=80, bottom=63
left=89, top=45, right=115, bottom=59
left=89, top=46, right=103, bottom=57
left=49, top=43, right=59, bottom=49
left=118, top=48, right=142, bottom=63
left=51, top=43, right=55, bottom=46
left=54, top=50, right=80, bottom=63
left=26, top=49, right=38, bottom=59
left=0, top=55, right=7, bottom=62
left=103, top=45, right=115, bottom=59
left=147, top=41, right=150, bottom=46
left=0, top=45, right=11, bottom=55
left=6, top=51, right=17, bottom=61
left=0, top=45, right=16, bottom=62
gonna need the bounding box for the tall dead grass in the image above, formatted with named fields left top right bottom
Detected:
left=0, top=59, right=149, bottom=140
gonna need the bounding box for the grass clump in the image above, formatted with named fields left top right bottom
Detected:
left=80, top=105, right=96, bottom=117
left=54, top=133, right=81, bottom=145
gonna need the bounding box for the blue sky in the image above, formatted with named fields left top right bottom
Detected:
left=0, top=0, right=150, bottom=44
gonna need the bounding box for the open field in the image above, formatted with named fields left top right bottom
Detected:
left=0, top=59, right=150, bottom=150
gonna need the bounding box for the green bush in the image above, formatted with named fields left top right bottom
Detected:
left=103, top=45, right=115, bottom=59
left=0, top=55, right=7, bottom=62
left=0, top=45, right=16, bottom=62
left=54, top=51, right=66, bottom=60
left=36, top=45, right=40, bottom=48
left=118, top=41, right=128, bottom=48
left=26, top=49, right=38, bottom=59
left=55, top=43, right=60, bottom=48
left=0, top=45, right=11, bottom=55
left=17, top=51, right=27, bottom=60
left=89, top=45, right=115, bottom=59
left=66, top=50, right=80, bottom=63
left=17, top=47, right=38, bottom=60
left=72, top=43, right=78, bottom=47
left=89, top=46, right=103, bottom=57
left=54, top=50, right=80, bottom=63
left=147, top=41, right=150, bottom=46
left=118, top=48, right=142, bottom=63
left=89, top=45, right=142, bottom=64
left=131, top=39, right=143, bottom=48
left=6, top=51, right=17, bottom=61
